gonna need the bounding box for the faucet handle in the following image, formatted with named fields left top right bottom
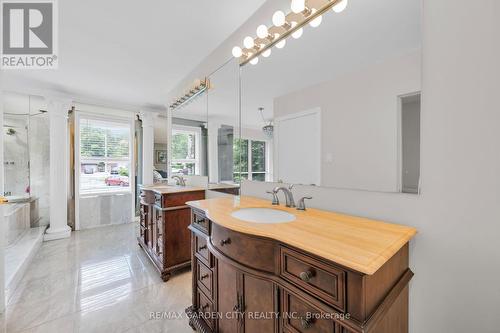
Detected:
left=288, top=184, right=294, bottom=190
left=266, top=191, right=280, bottom=205
left=297, top=197, right=312, bottom=211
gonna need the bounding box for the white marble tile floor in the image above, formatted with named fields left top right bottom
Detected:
left=0, top=223, right=193, bottom=333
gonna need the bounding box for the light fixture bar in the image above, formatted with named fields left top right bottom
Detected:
left=240, top=0, right=344, bottom=66
left=169, top=79, right=210, bottom=111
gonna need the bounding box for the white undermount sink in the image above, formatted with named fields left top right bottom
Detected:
left=231, top=208, right=296, bottom=224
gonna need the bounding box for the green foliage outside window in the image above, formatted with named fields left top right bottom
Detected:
left=233, top=139, right=266, bottom=182
left=80, top=124, right=129, bottom=158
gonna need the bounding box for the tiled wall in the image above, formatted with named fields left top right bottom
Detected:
left=78, top=193, right=133, bottom=229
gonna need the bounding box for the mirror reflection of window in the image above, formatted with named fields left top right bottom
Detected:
left=233, top=138, right=269, bottom=182
left=171, top=125, right=201, bottom=175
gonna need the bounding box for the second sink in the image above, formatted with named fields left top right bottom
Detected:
left=231, top=208, right=296, bottom=224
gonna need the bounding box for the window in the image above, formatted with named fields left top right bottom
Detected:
left=171, top=125, right=201, bottom=175
left=233, top=138, right=268, bottom=182
left=79, top=118, right=132, bottom=193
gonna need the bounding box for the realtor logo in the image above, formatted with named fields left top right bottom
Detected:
left=1, top=0, right=58, bottom=69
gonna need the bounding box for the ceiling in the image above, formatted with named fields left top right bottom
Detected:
left=172, top=0, right=422, bottom=128
left=2, top=0, right=267, bottom=109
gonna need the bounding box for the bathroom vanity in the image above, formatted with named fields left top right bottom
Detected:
left=138, top=186, right=205, bottom=281
left=186, top=196, right=417, bottom=333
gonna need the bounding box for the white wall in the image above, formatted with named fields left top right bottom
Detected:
left=0, top=90, right=6, bottom=313
left=243, top=1, right=500, bottom=332
left=274, top=51, right=421, bottom=192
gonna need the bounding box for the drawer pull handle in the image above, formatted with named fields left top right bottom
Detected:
left=299, top=270, right=314, bottom=282
left=300, top=317, right=313, bottom=329
left=198, top=245, right=207, bottom=251
left=200, top=274, right=209, bottom=280
left=220, top=238, right=231, bottom=246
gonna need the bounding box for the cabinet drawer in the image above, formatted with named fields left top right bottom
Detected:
left=282, top=289, right=337, bottom=333
left=196, top=260, right=213, bottom=298
left=194, top=234, right=212, bottom=267
left=192, top=210, right=209, bottom=234
left=280, top=247, right=346, bottom=312
left=211, top=223, right=276, bottom=273
left=196, top=288, right=215, bottom=330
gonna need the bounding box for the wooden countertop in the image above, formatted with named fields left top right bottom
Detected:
left=142, top=185, right=206, bottom=194
left=187, top=196, right=417, bottom=275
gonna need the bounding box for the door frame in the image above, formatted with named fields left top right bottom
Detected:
left=396, top=91, right=421, bottom=194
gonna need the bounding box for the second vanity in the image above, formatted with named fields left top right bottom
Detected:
left=138, top=185, right=205, bottom=281
left=186, top=196, right=417, bottom=333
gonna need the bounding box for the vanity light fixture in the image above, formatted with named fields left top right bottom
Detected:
left=232, top=0, right=349, bottom=66
left=169, top=78, right=210, bottom=111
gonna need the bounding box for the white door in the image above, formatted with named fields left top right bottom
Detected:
left=274, top=109, right=321, bottom=185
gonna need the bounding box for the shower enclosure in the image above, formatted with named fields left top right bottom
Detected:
left=2, top=92, right=49, bottom=300
left=3, top=92, right=49, bottom=230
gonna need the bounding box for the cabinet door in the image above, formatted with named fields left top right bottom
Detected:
left=217, top=259, right=240, bottom=333
left=242, top=274, right=277, bottom=332
left=165, top=207, right=191, bottom=266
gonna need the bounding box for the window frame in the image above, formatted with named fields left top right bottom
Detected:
left=76, top=114, right=134, bottom=196
left=171, top=124, right=202, bottom=175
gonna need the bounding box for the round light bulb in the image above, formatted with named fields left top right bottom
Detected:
left=232, top=46, right=242, bottom=58
left=272, top=10, right=286, bottom=26
left=332, top=0, right=348, bottom=13
left=309, top=9, right=322, bottom=28
left=292, top=28, right=303, bottom=39
left=243, top=36, right=255, bottom=49
left=276, top=38, right=286, bottom=49
left=291, top=22, right=303, bottom=39
left=291, top=0, right=305, bottom=14
left=256, top=25, right=269, bottom=39
left=250, top=57, right=259, bottom=65
left=262, top=49, right=271, bottom=58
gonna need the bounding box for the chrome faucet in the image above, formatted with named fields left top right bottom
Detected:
left=172, top=175, right=186, bottom=186
left=273, top=185, right=296, bottom=208
left=266, top=190, right=280, bottom=205
left=296, top=196, right=313, bottom=211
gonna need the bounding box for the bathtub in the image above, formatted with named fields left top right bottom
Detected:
left=3, top=201, right=30, bottom=248
left=4, top=195, right=31, bottom=203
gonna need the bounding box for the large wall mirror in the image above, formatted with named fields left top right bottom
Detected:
left=239, top=0, right=422, bottom=193
left=169, top=86, right=208, bottom=178
left=205, top=59, right=241, bottom=194
left=168, top=59, right=241, bottom=195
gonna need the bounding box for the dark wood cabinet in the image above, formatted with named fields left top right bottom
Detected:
left=242, top=273, right=277, bottom=332
left=216, top=259, right=240, bottom=333
left=138, top=188, right=205, bottom=281
left=187, top=207, right=413, bottom=333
